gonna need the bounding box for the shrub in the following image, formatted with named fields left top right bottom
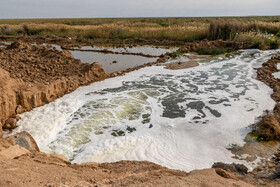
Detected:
left=0, top=26, right=16, bottom=35
left=22, top=24, right=30, bottom=35
left=277, top=30, right=280, bottom=37
left=252, top=115, right=280, bottom=141
left=167, top=48, right=183, bottom=59
left=208, top=21, right=258, bottom=40
left=234, top=32, right=280, bottom=50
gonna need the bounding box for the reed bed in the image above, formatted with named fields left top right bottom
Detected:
left=0, top=17, right=279, bottom=46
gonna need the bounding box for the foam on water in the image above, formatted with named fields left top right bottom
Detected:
left=14, top=50, right=279, bottom=172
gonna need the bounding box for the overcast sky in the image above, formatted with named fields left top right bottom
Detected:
left=0, top=0, right=279, bottom=19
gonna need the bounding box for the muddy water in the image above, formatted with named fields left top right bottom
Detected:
left=13, top=49, right=280, bottom=172
left=74, top=45, right=178, bottom=57
left=68, top=45, right=176, bottom=73
left=56, top=44, right=176, bottom=73
left=70, top=51, right=158, bottom=73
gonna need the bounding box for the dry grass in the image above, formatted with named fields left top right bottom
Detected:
left=253, top=115, right=280, bottom=141
left=0, top=21, right=208, bottom=43
left=0, top=17, right=279, bottom=45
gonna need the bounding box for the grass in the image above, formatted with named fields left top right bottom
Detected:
left=197, top=48, right=232, bottom=55
left=167, top=48, right=184, bottom=58
left=0, top=17, right=279, bottom=48
left=234, top=32, right=280, bottom=49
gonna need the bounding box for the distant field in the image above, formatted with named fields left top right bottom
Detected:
left=0, top=17, right=279, bottom=47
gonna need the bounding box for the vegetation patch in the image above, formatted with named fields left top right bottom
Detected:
left=197, top=47, right=232, bottom=55
left=0, top=17, right=279, bottom=48
left=234, top=32, right=280, bottom=49
left=252, top=115, right=280, bottom=141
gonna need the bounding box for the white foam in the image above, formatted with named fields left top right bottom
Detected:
left=14, top=49, right=279, bottom=172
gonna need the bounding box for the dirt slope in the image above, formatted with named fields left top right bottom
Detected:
left=0, top=41, right=109, bottom=127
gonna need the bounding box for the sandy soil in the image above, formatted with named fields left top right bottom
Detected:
left=0, top=137, right=259, bottom=187
left=165, top=60, right=199, bottom=70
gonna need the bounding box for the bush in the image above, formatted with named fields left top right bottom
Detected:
left=22, top=24, right=30, bottom=35
left=277, top=30, right=280, bottom=37
left=208, top=21, right=258, bottom=40
left=167, top=48, right=183, bottom=59
left=0, top=26, right=17, bottom=35
left=252, top=115, right=280, bottom=141
left=234, top=32, right=280, bottom=49
left=270, top=40, right=280, bottom=49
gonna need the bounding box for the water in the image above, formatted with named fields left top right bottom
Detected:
left=272, top=63, right=280, bottom=79
left=73, top=45, right=178, bottom=56
left=70, top=51, right=158, bottom=73
left=13, top=49, right=279, bottom=172
left=50, top=44, right=171, bottom=73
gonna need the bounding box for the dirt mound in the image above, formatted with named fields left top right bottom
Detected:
left=0, top=41, right=99, bottom=84
left=165, top=60, right=199, bottom=70
left=255, top=56, right=280, bottom=140
left=182, top=39, right=245, bottom=53
left=0, top=41, right=109, bottom=127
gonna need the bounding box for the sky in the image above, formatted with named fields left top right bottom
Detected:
left=0, top=0, right=279, bottom=19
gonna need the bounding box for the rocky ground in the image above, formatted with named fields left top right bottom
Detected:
left=0, top=39, right=280, bottom=186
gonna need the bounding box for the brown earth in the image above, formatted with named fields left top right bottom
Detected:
left=0, top=136, right=265, bottom=187
left=255, top=56, right=280, bottom=140
left=0, top=41, right=109, bottom=130
left=165, top=60, right=199, bottom=70
left=1, top=132, right=280, bottom=187
left=0, top=35, right=247, bottom=52
left=182, top=39, right=246, bottom=53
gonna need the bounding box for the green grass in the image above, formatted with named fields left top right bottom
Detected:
left=197, top=48, right=232, bottom=55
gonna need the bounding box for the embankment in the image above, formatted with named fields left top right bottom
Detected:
left=255, top=56, right=280, bottom=140
left=0, top=41, right=109, bottom=131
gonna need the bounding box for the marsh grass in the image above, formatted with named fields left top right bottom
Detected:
left=234, top=32, right=280, bottom=49
left=0, top=17, right=279, bottom=46
left=208, top=21, right=258, bottom=40
left=197, top=48, right=232, bottom=55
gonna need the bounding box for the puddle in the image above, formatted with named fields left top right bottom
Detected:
left=229, top=133, right=280, bottom=165
left=67, top=45, right=177, bottom=73
left=50, top=44, right=171, bottom=73
left=73, top=45, right=178, bottom=57
left=70, top=51, right=159, bottom=73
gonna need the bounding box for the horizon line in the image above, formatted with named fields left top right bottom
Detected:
left=1, top=15, right=280, bottom=20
